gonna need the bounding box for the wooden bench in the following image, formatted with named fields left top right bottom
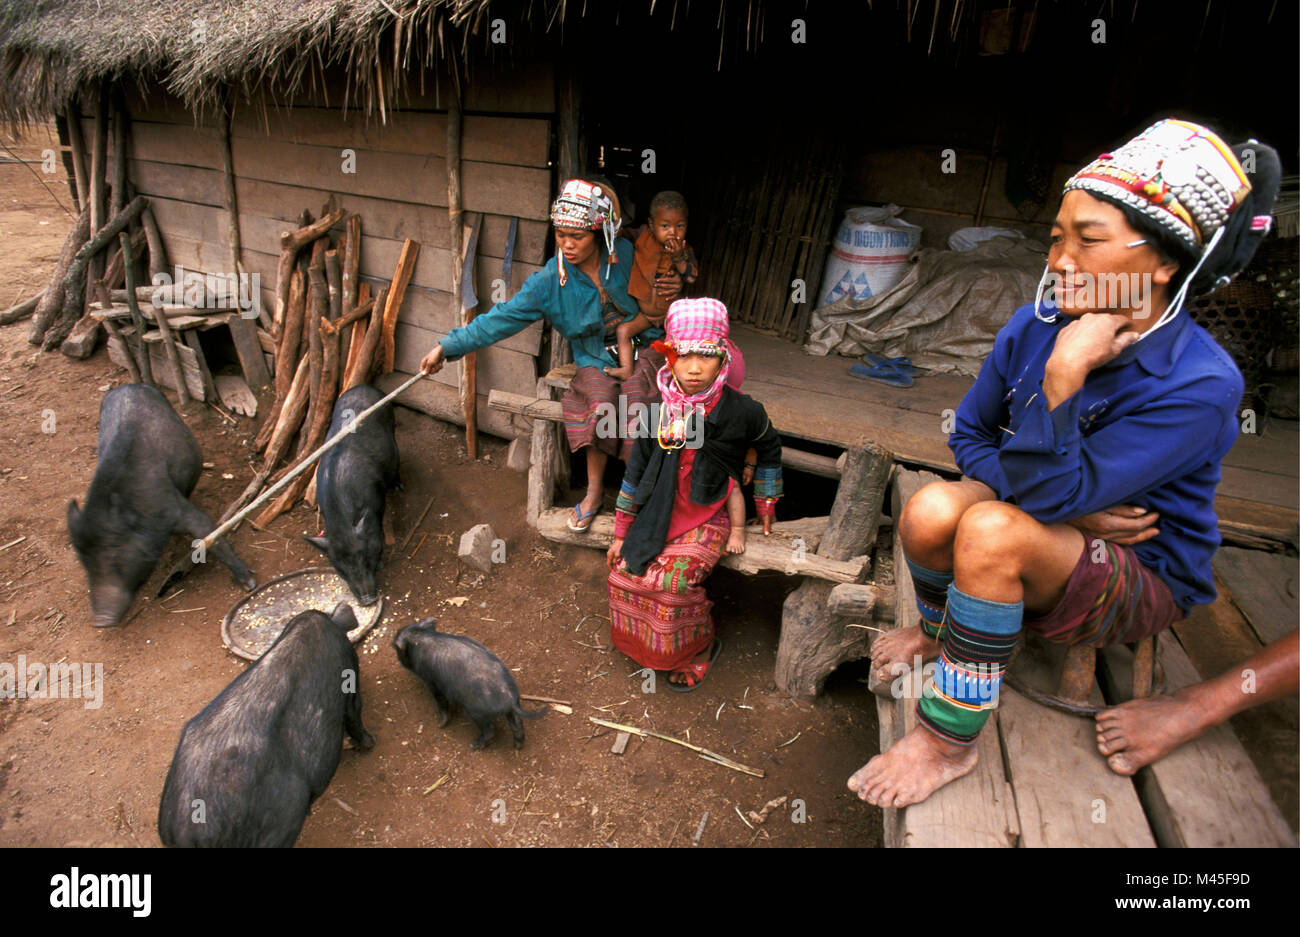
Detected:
left=489, top=365, right=896, bottom=695
left=874, top=467, right=1297, bottom=847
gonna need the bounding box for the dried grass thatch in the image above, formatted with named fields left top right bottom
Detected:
left=0, top=0, right=492, bottom=123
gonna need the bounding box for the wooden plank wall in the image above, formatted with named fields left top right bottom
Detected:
left=103, top=75, right=554, bottom=433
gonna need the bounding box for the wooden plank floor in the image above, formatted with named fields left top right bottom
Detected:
left=879, top=467, right=1297, bottom=847
left=738, top=325, right=1300, bottom=545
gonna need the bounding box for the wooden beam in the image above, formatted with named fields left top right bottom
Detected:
left=535, top=508, right=868, bottom=583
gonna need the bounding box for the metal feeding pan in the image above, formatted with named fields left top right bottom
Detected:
left=222, top=566, right=383, bottom=662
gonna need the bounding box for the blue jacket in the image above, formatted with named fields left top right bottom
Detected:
left=949, top=303, right=1244, bottom=612
left=440, top=237, right=664, bottom=371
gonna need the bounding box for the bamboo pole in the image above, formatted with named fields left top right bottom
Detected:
left=0, top=290, right=45, bottom=326
left=206, top=369, right=424, bottom=550
left=587, top=717, right=765, bottom=778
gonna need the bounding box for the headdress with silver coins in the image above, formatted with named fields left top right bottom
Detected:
left=1033, top=118, right=1279, bottom=341
left=550, top=178, right=622, bottom=286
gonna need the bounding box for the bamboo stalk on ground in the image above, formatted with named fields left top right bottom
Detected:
left=586, top=718, right=765, bottom=778
left=29, top=207, right=89, bottom=343
left=1, top=290, right=45, bottom=326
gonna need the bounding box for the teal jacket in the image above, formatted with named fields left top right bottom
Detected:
left=439, top=237, right=665, bottom=371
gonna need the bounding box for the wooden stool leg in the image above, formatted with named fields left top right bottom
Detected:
left=1132, top=635, right=1155, bottom=699
left=1057, top=644, right=1097, bottom=705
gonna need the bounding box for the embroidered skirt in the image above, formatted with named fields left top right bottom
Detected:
left=561, top=348, right=666, bottom=461
left=606, top=504, right=728, bottom=671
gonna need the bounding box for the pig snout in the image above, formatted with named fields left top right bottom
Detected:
left=89, top=582, right=133, bottom=628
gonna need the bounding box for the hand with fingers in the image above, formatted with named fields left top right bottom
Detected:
left=1066, top=504, right=1160, bottom=546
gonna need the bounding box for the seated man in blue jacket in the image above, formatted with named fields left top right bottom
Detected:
left=851, top=120, right=1280, bottom=808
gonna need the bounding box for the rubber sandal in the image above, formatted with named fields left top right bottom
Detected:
left=666, top=638, right=723, bottom=692
left=566, top=502, right=600, bottom=533
left=849, top=353, right=916, bottom=387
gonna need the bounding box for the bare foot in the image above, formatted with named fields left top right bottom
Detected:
left=725, top=529, right=746, bottom=554
left=848, top=724, right=978, bottom=808
left=868, top=624, right=939, bottom=694
left=1095, top=686, right=1214, bottom=775
left=604, top=365, right=633, bottom=381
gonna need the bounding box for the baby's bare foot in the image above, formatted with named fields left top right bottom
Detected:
left=848, top=724, right=978, bottom=808
left=604, top=365, right=633, bottom=381
left=726, top=530, right=746, bottom=554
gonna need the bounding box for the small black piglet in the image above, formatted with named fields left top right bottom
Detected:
left=393, top=618, right=545, bottom=750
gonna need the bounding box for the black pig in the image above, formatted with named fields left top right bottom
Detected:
left=304, top=385, right=399, bottom=607
left=67, top=383, right=256, bottom=628
left=393, top=618, right=545, bottom=749
left=158, top=602, right=375, bottom=848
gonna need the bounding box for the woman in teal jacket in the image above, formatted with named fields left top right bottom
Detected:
left=420, top=179, right=677, bottom=532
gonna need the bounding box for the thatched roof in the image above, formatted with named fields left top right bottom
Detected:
left=1, top=0, right=1285, bottom=127
left=0, top=0, right=488, bottom=122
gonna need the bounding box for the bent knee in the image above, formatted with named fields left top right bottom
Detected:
left=954, top=500, right=1037, bottom=556
left=900, top=481, right=981, bottom=555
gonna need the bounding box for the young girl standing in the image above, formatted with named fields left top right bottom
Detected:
left=605, top=299, right=783, bottom=690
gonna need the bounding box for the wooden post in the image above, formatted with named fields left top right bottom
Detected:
left=119, top=231, right=153, bottom=385
left=527, top=377, right=558, bottom=526
left=775, top=442, right=893, bottom=697
left=110, top=91, right=127, bottom=220
left=88, top=85, right=108, bottom=288
left=447, top=81, right=477, bottom=459
left=65, top=102, right=89, bottom=210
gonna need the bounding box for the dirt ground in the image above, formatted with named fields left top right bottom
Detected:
left=0, top=125, right=884, bottom=848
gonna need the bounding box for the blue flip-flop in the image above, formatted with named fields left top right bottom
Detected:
left=850, top=354, right=917, bottom=387
left=566, top=502, right=600, bottom=533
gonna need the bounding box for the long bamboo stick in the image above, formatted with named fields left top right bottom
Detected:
left=202, top=369, right=425, bottom=551
left=586, top=717, right=765, bottom=778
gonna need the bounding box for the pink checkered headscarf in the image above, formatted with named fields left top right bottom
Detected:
left=655, top=298, right=738, bottom=412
